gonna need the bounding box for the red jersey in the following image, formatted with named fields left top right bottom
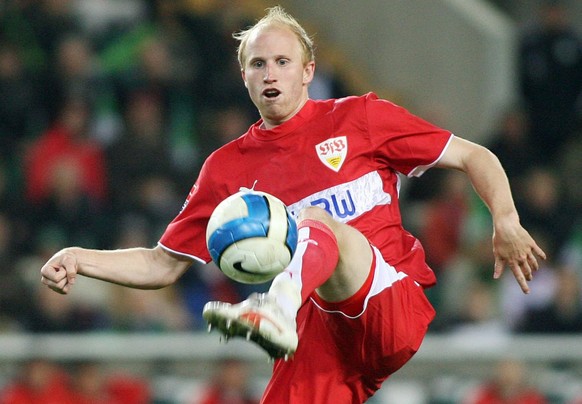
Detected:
left=159, top=93, right=452, bottom=288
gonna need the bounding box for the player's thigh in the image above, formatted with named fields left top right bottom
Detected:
left=298, top=207, right=373, bottom=301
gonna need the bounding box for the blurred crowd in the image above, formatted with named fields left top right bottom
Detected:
left=0, top=0, right=581, bottom=339
left=405, top=0, right=582, bottom=339
left=0, top=356, right=262, bottom=404
left=0, top=0, right=352, bottom=336
left=0, top=0, right=581, bottom=402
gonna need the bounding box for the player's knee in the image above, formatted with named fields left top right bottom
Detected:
left=298, top=206, right=335, bottom=226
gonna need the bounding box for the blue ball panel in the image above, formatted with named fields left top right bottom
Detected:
left=241, top=193, right=271, bottom=226
left=285, top=211, right=298, bottom=256
left=207, top=218, right=268, bottom=263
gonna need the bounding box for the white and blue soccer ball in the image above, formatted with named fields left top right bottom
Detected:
left=206, top=190, right=298, bottom=284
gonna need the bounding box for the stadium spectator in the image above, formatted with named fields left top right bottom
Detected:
left=22, top=96, right=109, bottom=249
left=110, top=32, right=199, bottom=187
left=0, top=359, right=76, bottom=404
left=106, top=89, right=177, bottom=215
left=555, top=136, right=582, bottom=216
left=429, top=231, right=498, bottom=331
left=514, top=166, right=575, bottom=258
left=517, top=267, right=582, bottom=333
left=501, top=229, right=557, bottom=331
left=176, top=2, right=257, bottom=115
left=518, top=0, right=582, bottom=160
left=558, top=217, right=582, bottom=280
left=0, top=211, right=27, bottom=331
left=0, top=41, right=45, bottom=160
left=18, top=0, right=82, bottom=61
left=487, top=105, right=538, bottom=185
left=72, top=0, right=147, bottom=49
left=103, top=372, right=151, bottom=404
left=444, top=280, right=507, bottom=341
left=41, top=34, right=120, bottom=144
left=308, top=55, right=351, bottom=101
left=67, top=361, right=120, bottom=404
left=0, top=359, right=151, bottom=404
left=23, top=97, right=107, bottom=205
left=463, top=358, right=548, bottom=404
left=197, top=358, right=260, bottom=404
left=195, top=103, right=257, bottom=163
left=419, top=170, right=471, bottom=275
left=25, top=275, right=111, bottom=333
left=107, top=283, right=192, bottom=332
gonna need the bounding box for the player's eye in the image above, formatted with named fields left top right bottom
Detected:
left=251, top=60, right=264, bottom=68
left=277, top=59, right=289, bottom=66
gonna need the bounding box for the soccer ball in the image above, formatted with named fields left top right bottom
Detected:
left=206, top=190, right=298, bottom=284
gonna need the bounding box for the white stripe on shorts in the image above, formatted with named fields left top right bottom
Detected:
left=311, top=245, right=408, bottom=319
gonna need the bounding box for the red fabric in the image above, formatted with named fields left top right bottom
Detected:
left=262, top=250, right=435, bottom=403
left=421, top=193, right=468, bottom=270
left=23, top=125, right=107, bottom=204
left=0, top=367, right=76, bottom=404
left=0, top=368, right=150, bottom=404
left=199, top=385, right=258, bottom=404
left=158, top=93, right=448, bottom=402
left=105, top=375, right=151, bottom=404
left=160, top=93, right=452, bottom=289
left=0, top=384, right=74, bottom=404
left=465, top=384, right=547, bottom=404
left=311, top=247, right=375, bottom=317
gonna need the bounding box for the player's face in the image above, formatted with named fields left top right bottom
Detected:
left=241, top=25, right=315, bottom=129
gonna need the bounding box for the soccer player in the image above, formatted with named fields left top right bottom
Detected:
left=40, top=6, right=546, bottom=403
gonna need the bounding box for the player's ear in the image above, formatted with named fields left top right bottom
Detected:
left=303, top=61, right=315, bottom=85
left=241, top=69, right=248, bottom=88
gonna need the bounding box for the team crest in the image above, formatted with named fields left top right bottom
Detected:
left=315, top=136, right=348, bottom=172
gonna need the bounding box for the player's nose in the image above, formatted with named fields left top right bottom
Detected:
left=263, top=64, right=276, bottom=82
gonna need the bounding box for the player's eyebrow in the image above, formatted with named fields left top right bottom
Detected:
left=248, top=53, right=293, bottom=63
left=247, top=56, right=264, bottom=64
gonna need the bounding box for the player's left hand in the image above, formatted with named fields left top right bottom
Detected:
left=492, top=216, right=547, bottom=294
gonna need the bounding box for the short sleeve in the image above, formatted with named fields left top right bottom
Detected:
left=158, top=160, right=218, bottom=263
left=365, top=94, right=453, bottom=177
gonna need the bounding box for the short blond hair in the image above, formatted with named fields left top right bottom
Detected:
left=233, top=6, right=315, bottom=68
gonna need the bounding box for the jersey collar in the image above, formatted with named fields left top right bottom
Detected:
left=250, top=99, right=316, bottom=141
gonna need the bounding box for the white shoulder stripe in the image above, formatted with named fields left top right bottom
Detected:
left=158, top=242, right=208, bottom=264
left=407, top=133, right=455, bottom=178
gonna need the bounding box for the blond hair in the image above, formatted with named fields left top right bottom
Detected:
left=233, top=6, right=315, bottom=68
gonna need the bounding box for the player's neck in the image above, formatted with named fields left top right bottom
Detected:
left=259, top=97, right=311, bottom=130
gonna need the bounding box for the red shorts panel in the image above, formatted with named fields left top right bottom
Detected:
left=261, top=246, right=436, bottom=404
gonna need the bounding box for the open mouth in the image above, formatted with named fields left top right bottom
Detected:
left=263, top=89, right=281, bottom=98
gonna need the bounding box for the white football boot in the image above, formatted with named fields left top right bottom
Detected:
left=203, top=293, right=298, bottom=360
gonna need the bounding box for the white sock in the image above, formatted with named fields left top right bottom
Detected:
left=269, top=272, right=302, bottom=321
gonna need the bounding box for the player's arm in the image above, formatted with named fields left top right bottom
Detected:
left=40, top=245, right=192, bottom=295
left=435, top=136, right=546, bottom=293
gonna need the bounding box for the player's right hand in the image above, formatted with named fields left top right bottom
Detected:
left=40, top=249, right=78, bottom=294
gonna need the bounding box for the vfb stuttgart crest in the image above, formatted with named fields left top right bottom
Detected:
left=316, top=136, right=347, bottom=172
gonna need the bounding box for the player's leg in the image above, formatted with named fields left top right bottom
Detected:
left=269, top=205, right=372, bottom=315
left=296, top=206, right=373, bottom=303
left=261, top=248, right=436, bottom=402
left=203, top=206, right=373, bottom=359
